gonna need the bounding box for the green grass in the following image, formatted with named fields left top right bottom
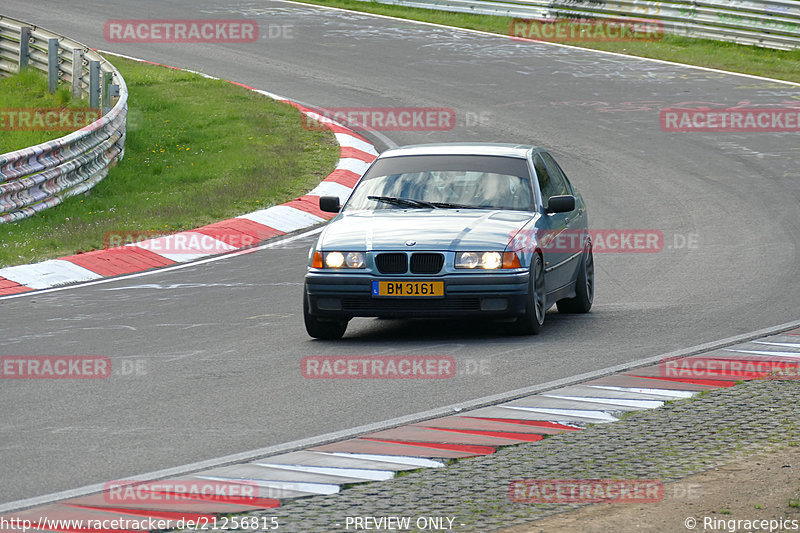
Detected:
left=0, top=56, right=338, bottom=267
left=0, top=68, right=93, bottom=154
left=302, top=0, right=800, bottom=83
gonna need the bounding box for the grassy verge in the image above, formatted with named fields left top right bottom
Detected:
left=0, top=56, right=338, bottom=267
left=300, top=0, right=800, bottom=83
left=0, top=68, right=94, bottom=154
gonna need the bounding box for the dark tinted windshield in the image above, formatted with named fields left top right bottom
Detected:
left=344, top=155, right=534, bottom=212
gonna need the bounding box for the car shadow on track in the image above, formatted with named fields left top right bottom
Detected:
left=314, top=310, right=584, bottom=343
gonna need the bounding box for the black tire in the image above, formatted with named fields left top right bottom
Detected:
left=557, top=246, right=594, bottom=314
left=512, top=253, right=546, bottom=335
left=303, top=290, right=348, bottom=339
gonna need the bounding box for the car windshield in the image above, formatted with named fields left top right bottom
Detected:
left=343, top=155, right=534, bottom=212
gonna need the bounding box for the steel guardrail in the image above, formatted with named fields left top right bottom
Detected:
left=352, top=0, right=800, bottom=50
left=0, top=15, right=127, bottom=223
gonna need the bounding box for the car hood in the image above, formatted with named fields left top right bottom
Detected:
left=319, top=210, right=537, bottom=251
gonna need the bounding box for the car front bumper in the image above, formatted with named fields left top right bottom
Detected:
left=304, top=270, right=530, bottom=319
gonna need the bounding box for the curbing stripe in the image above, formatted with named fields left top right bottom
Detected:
left=335, top=158, right=373, bottom=175
left=195, top=476, right=339, bottom=496
left=310, top=439, right=486, bottom=459
left=320, top=168, right=362, bottom=188
left=238, top=205, right=326, bottom=234
left=628, top=375, right=738, bottom=387
left=253, top=464, right=395, bottom=482
left=587, top=385, right=695, bottom=398
left=283, top=196, right=337, bottom=221
left=541, top=395, right=664, bottom=409
left=754, top=341, right=800, bottom=348
left=307, top=181, right=355, bottom=200
left=465, top=418, right=582, bottom=431
left=339, top=147, right=378, bottom=162
left=0, top=259, right=102, bottom=289
left=323, top=453, right=445, bottom=469
left=257, top=451, right=427, bottom=472
left=725, top=348, right=800, bottom=358
left=0, top=277, right=34, bottom=295
left=362, top=426, right=536, bottom=446
left=499, top=406, right=619, bottom=422
left=423, top=427, right=545, bottom=442
left=334, top=133, right=377, bottom=154
left=60, top=247, right=176, bottom=277
left=413, top=416, right=570, bottom=435
left=192, top=218, right=286, bottom=247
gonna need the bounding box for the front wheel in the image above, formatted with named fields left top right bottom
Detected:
left=303, top=290, right=348, bottom=339
left=557, top=246, right=594, bottom=314
left=512, top=253, right=545, bottom=335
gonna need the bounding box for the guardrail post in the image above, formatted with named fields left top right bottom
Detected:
left=89, top=60, right=100, bottom=109
left=71, top=49, right=84, bottom=99
left=102, top=71, right=113, bottom=115
left=48, top=38, right=59, bottom=93
left=18, top=27, right=31, bottom=70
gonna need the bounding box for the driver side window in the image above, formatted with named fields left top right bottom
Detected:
left=534, top=154, right=557, bottom=208
left=542, top=152, right=571, bottom=196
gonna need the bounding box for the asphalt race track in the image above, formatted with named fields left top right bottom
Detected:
left=1, top=0, right=799, bottom=506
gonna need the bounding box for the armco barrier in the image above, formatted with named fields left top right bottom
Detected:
left=0, top=15, right=127, bottom=223
left=351, top=0, right=800, bottom=50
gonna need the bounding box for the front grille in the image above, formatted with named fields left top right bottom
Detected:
left=375, top=253, right=408, bottom=274
left=342, top=297, right=481, bottom=312
left=410, top=253, right=444, bottom=274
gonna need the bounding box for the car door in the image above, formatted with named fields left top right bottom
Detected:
left=532, top=152, right=570, bottom=293
left=541, top=151, right=585, bottom=289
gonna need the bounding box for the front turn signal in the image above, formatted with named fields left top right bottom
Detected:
left=312, top=251, right=324, bottom=269
left=502, top=252, right=522, bottom=269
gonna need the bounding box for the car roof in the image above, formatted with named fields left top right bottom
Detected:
left=377, top=143, right=538, bottom=159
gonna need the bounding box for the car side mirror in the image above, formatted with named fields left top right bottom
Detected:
left=319, top=196, right=341, bottom=213
left=546, top=195, right=575, bottom=214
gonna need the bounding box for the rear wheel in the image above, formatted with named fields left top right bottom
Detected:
left=512, top=253, right=545, bottom=335
left=557, top=246, right=594, bottom=314
left=303, top=289, right=348, bottom=339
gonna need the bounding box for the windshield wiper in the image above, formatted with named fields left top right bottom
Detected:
left=429, top=201, right=480, bottom=209
left=368, top=196, right=436, bottom=209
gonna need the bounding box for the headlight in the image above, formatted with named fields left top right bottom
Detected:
left=455, top=251, right=502, bottom=269
left=344, top=252, right=365, bottom=268
left=326, top=251, right=345, bottom=268
left=455, top=251, right=521, bottom=269
left=313, top=251, right=366, bottom=269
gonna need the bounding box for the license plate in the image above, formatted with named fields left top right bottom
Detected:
left=372, top=280, right=444, bottom=297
